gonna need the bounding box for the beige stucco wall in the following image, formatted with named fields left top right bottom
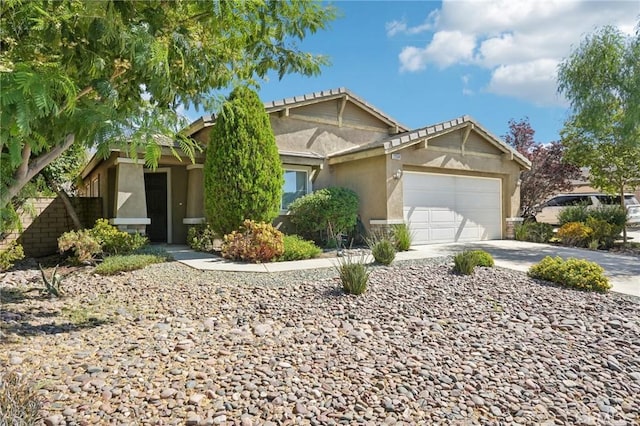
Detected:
left=331, top=155, right=388, bottom=230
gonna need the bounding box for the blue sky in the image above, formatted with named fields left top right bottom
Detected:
left=188, top=1, right=639, bottom=143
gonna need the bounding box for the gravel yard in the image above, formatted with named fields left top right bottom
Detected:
left=1, top=258, right=639, bottom=425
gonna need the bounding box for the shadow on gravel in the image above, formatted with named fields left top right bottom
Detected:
left=1, top=317, right=110, bottom=338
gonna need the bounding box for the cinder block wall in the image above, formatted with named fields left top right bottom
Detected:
left=1, top=197, right=102, bottom=257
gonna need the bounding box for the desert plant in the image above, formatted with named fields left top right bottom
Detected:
left=221, top=220, right=284, bottom=263
left=558, top=205, right=590, bottom=226
left=453, top=251, right=477, bottom=275
left=392, top=223, right=412, bottom=251
left=0, top=371, right=41, bottom=425
left=278, top=235, right=322, bottom=261
left=39, top=264, right=63, bottom=297
left=204, top=87, right=283, bottom=236
left=58, top=229, right=101, bottom=263
left=94, top=254, right=168, bottom=275
left=187, top=224, right=218, bottom=252
left=288, top=187, right=359, bottom=244
left=528, top=256, right=610, bottom=292
left=453, top=250, right=494, bottom=275
left=515, top=222, right=554, bottom=243
left=469, top=250, right=495, bottom=267
left=90, top=218, right=147, bottom=255
left=0, top=242, right=24, bottom=271
left=367, top=234, right=396, bottom=265
left=336, top=255, right=370, bottom=295
left=557, top=222, right=593, bottom=247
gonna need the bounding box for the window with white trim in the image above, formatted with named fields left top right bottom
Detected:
left=281, top=167, right=310, bottom=211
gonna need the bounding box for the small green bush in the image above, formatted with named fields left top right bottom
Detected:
left=515, top=222, right=554, bottom=243
left=368, top=235, right=396, bottom=265
left=557, top=222, right=592, bottom=247
left=586, top=217, right=620, bottom=249
left=278, top=235, right=321, bottom=261
left=589, top=205, right=627, bottom=228
left=187, top=224, right=219, bottom=252
left=453, top=251, right=476, bottom=275
left=0, top=371, right=42, bottom=425
left=558, top=205, right=589, bottom=226
left=94, top=254, right=167, bottom=275
left=392, top=223, right=412, bottom=251
left=288, top=187, right=359, bottom=244
left=469, top=250, right=495, bottom=267
left=58, top=229, right=102, bottom=263
left=0, top=242, right=24, bottom=271
left=336, top=255, right=370, bottom=295
left=453, top=250, right=494, bottom=275
left=528, top=256, right=610, bottom=292
left=222, top=219, right=284, bottom=263
left=91, top=219, right=147, bottom=254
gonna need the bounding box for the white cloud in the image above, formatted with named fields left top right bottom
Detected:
left=386, top=10, right=439, bottom=37
left=487, top=59, right=566, bottom=106
left=389, top=0, right=639, bottom=106
left=400, top=31, right=476, bottom=71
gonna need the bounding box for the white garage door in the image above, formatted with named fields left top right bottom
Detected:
left=403, top=172, right=502, bottom=244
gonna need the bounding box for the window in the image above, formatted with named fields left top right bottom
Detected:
left=281, top=169, right=309, bottom=210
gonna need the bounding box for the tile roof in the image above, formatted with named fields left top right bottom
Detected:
left=329, top=115, right=531, bottom=168
left=263, top=87, right=409, bottom=132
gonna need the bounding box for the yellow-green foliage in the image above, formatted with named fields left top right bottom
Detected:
left=278, top=235, right=321, bottom=261
left=528, top=256, right=610, bottom=292
left=222, top=220, right=284, bottom=263
left=557, top=221, right=593, bottom=247
left=187, top=224, right=218, bottom=252
left=585, top=217, right=619, bottom=249
left=0, top=242, right=24, bottom=271
left=58, top=229, right=102, bottom=262
left=469, top=250, right=495, bottom=267
left=95, top=254, right=167, bottom=275
left=90, top=219, right=147, bottom=254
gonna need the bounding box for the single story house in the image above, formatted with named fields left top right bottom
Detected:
left=79, top=88, right=531, bottom=245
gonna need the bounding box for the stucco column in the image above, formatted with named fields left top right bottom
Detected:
left=183, top=164, right=205, bottom=225
left=110, top=158, right=150, bottom=234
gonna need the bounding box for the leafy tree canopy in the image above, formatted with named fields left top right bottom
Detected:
left=557, top=24, right=640, bottom=202
left=0, top=0, right=336, bottom=210
left=504, top=118, right=580, bottom=218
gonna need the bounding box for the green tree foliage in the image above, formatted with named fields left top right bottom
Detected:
left=0, top=0, right=336, bottom=212
left=204, top=87, right=283, bottom=235
left=557, top=24, right=640, bottom=241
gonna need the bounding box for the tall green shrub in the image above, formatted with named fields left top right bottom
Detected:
left=288, top=187, right=359, bottom=244
left=204, top=87, right=283, bottom=236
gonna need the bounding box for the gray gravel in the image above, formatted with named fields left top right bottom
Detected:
left=1, top=257, right=639, bottom=425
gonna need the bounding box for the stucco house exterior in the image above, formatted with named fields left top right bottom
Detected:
left=79, top=88, right=531, bottom=245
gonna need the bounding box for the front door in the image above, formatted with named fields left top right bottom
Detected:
left=144, top=172, right=168, bottom=242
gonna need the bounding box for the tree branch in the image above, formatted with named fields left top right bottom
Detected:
left=1, top=134, right=76, bottom=207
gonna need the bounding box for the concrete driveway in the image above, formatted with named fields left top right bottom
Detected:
left=407, top=240, right=640, bottom=297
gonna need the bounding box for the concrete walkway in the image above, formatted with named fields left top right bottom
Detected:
left=167, top=240, right=640, bottom=298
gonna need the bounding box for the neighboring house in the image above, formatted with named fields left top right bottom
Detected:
left=79, top=88, right=531, bottom=245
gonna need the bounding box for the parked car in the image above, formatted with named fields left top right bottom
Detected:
left=534, top=193, right=640, bottom=225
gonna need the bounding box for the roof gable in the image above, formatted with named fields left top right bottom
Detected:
left=329, top=115, right=531, bottom=170
left=265, top=88, right=409, bottom=133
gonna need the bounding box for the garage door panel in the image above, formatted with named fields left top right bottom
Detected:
left=403, top=172, right=501, bottom=244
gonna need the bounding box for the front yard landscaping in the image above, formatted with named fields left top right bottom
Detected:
left=1, top=258, right=639, bottom=425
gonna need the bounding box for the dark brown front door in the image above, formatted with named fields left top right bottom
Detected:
left=144, top=173, right=168, bottom=242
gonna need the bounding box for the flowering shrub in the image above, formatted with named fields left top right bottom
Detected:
left=222, top=220, right=284, bottom=263
left=528, top=256, right=610, bottom=293
left=557, top=222, right=592, bottom=247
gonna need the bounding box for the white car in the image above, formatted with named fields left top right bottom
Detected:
left=534, top=193, right=640, bottom=225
